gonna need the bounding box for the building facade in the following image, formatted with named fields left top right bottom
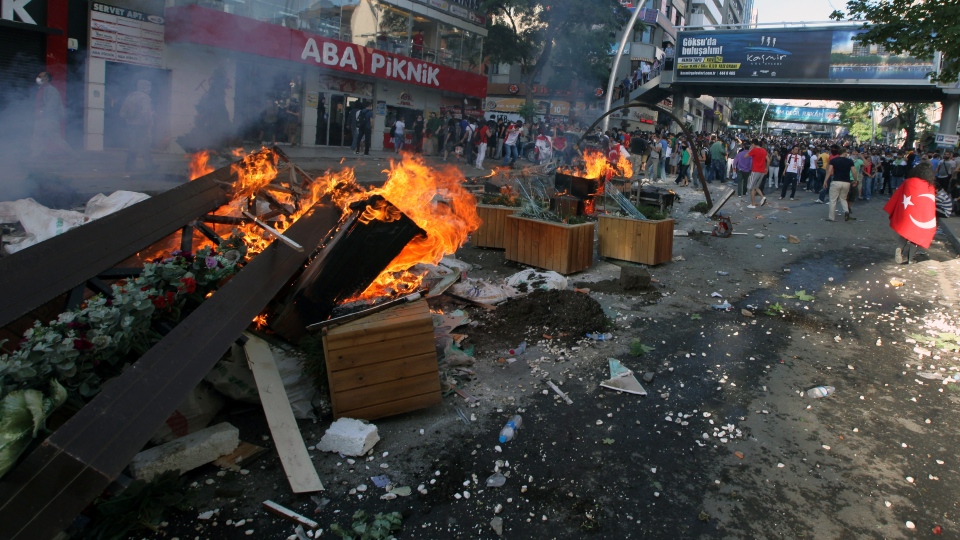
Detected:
left=75, top=0, right=487, bottom=153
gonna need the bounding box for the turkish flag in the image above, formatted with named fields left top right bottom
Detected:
left=884, top=177, right=937, bottom=248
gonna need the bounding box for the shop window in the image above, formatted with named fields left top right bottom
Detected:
left=378, top=6, right=411, bottom=55
left=438, top=22, right=463, bottom=69
left=235, top=62, right=305, bottom=145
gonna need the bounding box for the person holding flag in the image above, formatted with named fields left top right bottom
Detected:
left=884, top=163, right=938, bottom=264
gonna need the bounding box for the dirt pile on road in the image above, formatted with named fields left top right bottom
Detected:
left=472, top=289, right=609, bottom=352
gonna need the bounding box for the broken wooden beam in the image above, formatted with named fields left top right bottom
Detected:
left=0, top=200, right=341, bottom=540
left=270, top=196, right=426, bottom=342
left=262, top=500, right=319, bottom=530
left=0, top=170, right=233, bottom=328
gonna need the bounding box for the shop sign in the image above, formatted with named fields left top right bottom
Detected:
left=427, top=0, right=449, bottom=10
left=90, top=2, right=164, bottom=68
left=2, top=0, right=43, bottom=25
left=397, top=91, right=416, bottom=107
left=318, top=74, right=373, bottom=97
left=296, top=35, right=486, bottom=98
left=449, top=5, right=468, bottom=18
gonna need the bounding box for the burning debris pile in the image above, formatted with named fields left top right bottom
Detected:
left=0, top=146, right=482, bottom=538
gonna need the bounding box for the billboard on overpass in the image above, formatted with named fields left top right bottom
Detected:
left=675, top=26, right=934, bottom=84
left=770, top=105, right=840, bottom=124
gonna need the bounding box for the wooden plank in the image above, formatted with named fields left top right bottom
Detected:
left=0, top=172, right=232, bottom=328
left=328, top=351, right=440, bottom=392
left=0, top=202, right=340, bottom=540
left=334, top=372, right=441, bottom=413
left=324, top=319, right=434, bottom=350
left=213, top=442, right=268, bottom=472
left=473, top=205, right=516, bottom=249
left=244, top=333, right=323, bottom=494
left=262, top=500, right=319, bottom=530
left=336, top=391, right=442, bottom=421
left=326, top=336, right=436, bottom=372
left=505, top=216, right=593, bottom=274
left=597, top=216, right=673, bottom=265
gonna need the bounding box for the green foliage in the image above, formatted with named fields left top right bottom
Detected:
left=780, top=290, right=815, bottom=302
left=480, top=193, right=523, bottom=207
left=330, top=511, right=403, bottom=540
left=83, top=471, right=193, bottom=540
left=690, top=314, right=702, bottom=320
left=629, top=339, right=654, bottom=356
left=0, top=379, right=65, bottom=478
left=764, top=302, right=785, bottom=316
left=635, top=204, right=667, bottom=221
left=830, top=0, right=960, bottom=83
left=908, top=332, right=960, bottom=352
left=482, top=0, right=631, bottom=96
left=516, top=102, right=539, bottom=123
left=602, top=438, right=615, bottom=445
left=836, top=101, right=875, bottom=142
left=0, top=237, right=246, bottom=479
left=690, top=202, right=709, bottom=214
left=731, top=98, right=765, bottom=126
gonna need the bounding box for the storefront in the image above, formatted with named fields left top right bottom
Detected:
left=162, top=2, right=487, bottom=152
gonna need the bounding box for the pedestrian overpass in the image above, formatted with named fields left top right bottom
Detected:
left=624, top=25, right=953, bottom=107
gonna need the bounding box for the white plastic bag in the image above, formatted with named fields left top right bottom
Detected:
left=505, top=270, right=568, bottom=294
left=450, top=278, right=515, bottom=305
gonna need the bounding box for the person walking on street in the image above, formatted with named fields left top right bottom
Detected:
left=825, top=147, right=855, bottom=221
left=359, top=103, right=374, bottom=155
left=425, top=112, right=441, bottom=155
left=733, top=145, right=752, bottom=196
left=474, top=121, right=489, bottom=170
left=708, top=135, right=726, bottom=183
left=392, top=115, right=406, bottom=154
left=934, top=151, right=955, bottom=191
left=746, top=139, right=770, bottom=208
left=647, top=135, right=661, bottom=180
left=674, top=144, right=691, bottom=187
left=501, top=120, right=521, bottom=167
left=780, top=145, right=802, bottom=200
left=30, top=71, right=73, bottom=160
left=119, top=79, right=155, bottom=170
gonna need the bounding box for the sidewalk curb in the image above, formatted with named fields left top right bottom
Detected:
left=939, top=218, right=960, bottom=256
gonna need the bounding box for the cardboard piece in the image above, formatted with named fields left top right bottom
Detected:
left=706, top=187, right=735, bottom=218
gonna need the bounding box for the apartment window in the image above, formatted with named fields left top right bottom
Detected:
left=634, top=25, right=653, bottom=43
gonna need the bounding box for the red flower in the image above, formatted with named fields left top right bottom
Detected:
left=73, top=337, right=94, bottom=351
left=151, top=295, right=166, bottom=309
left=179, top=277, right=197, bottom=294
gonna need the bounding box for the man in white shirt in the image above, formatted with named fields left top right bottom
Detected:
left=500, top=120, right=522, bottom=166
left=641, top=62, right=651, bottom=84
left=780, top=145, right=803, bottom=200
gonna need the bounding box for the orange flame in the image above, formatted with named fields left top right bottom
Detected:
left=230, top=148, right=279, bottom=199
left=617, top=152, right=633, bottom=178
left=188, top=151, right=214, bottom=180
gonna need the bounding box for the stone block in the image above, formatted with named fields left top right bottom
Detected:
left=620, top=266, right=652, bottom=290
left=128, top=423, right=240, bottom=481
left=317, top=418, right=379, bottom=456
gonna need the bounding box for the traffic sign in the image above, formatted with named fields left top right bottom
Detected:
left=935, top=133, right=959, bottom=148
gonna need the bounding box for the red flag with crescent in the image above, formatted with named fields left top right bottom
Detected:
left=884, top=177, right=937, bottom=248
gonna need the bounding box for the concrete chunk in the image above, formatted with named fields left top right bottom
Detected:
left=129, top=423, right=240, bottom=481
left=317, top=418, right=379, bottom=456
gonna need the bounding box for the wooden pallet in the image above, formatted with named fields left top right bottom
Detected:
left=472, top=204, right=518, bottom=249
left=598, top=215, right=673, bottom=265
left=322, top=299, right=441, bottom=420
left=504, top=215, right=594, bottom=275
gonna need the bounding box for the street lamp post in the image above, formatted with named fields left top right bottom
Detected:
left=759, top=101, right=771, bottom=134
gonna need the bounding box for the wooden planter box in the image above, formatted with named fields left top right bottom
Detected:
left=504, top=215, right=594, bottom=274
left=598, top=215, right=674, bottom=265
left=322, top=299, right=441, bottom=420
left=473, top=204, right=519, bottom=249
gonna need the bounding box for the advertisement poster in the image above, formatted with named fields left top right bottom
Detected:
left=675, top=26, right=933, bottom=84
left=770, top=105, right=839, bottom=124
left=89, top=2, right=165, bottom=68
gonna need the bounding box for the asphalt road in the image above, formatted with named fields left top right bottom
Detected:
left=69, top=172, right=960, bottom=539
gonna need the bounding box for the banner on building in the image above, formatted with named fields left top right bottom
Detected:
left=675, top=26, right=933, bottom=84
left=770, top=105, right=839, bottom=124
left=89, top=2, right=164, bottom=68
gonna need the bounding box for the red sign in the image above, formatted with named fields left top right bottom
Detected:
left=165, top=5, right=487, bottom=99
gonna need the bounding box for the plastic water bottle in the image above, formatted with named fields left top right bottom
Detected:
left=508, top=341, right=527, bottom=355
left=498, top=415, right=523, bottom=443
left=805, top=385, right=835, bottom=398
left=586, top=332, right=613, bottom=341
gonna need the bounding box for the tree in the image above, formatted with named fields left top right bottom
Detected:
left=882, top=102, right=935, bottom=150
left=482, top=0, right=632, bottom=107
left=731, top=98, right=765, bottom=127
left=837, top=101, right=936, bottom=148
left=829, top=0, right=960, bottom=83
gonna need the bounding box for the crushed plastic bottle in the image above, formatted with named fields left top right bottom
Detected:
left=508, top=341, right=527, bottom=355
left=586, top=333, right=613, bottom=341
left=805, top=385, right=835, bottom=398
left=498, top=415, right=523, bottom=443
left=485, top=472, right=506, bottom=487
